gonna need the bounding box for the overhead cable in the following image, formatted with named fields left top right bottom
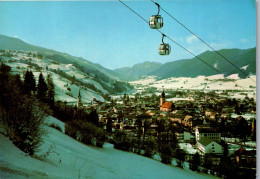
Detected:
left=118, top=0, right=247, bottom=90
left=151, top=0, right=256, bottom=84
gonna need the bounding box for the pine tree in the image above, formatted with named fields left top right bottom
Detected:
left=47, top=74, right=55, bottom=107
left=0, top=62, right=11, bottom=108
left=37, top=73, right=48, bottom=101
left=24, top=70, right=36, bottom=95
left=89, top=110, right=99, bottom=126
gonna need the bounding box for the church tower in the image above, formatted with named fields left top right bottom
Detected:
left=77, top=90, right=83, bottom=108
left=160, top=90, right=165, bottom=106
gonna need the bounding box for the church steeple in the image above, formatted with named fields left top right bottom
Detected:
left=160, top=90, right=165, bottom=106
left=77, top=90, right=82, bottom=108
left=161, top=90, right=165, bottom=98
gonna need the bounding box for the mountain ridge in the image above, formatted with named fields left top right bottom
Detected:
left=114, top=47, right=256, bottom=80
left=0, top=35, right=255, bottom=82
left=0, top=34, right=124, bottom=81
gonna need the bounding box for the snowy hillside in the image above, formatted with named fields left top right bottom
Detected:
left=0, top=50, right=132, bottom=104
left=0, top=116, right=219, bottom=179
left=130, top=74, right=256, bottom=99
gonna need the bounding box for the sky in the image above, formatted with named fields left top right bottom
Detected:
left=0, top=0, right=256, bottom=70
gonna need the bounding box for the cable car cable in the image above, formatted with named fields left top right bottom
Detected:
left=118, top=0, right=246, bottom=91
left=151, top=0, right=256, bottom=84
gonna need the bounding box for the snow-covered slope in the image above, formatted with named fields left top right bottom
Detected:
left=131, top=75, right=256, bottom=91
left=0, top=117, right=218, bottom=179
left=2, top=50, right=108, bottom=104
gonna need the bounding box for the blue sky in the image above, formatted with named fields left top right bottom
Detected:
left=0, top=0, right=256, bottom=69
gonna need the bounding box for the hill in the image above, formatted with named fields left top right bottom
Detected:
left=114, top=48, right=256, bottom=80
left=0, top=35, right=134, bottom=103
left=0, top=116, right=219, bottom=179
left=114, top=61, right=162, bottom=81
left=0, top=34, right=124, bottom=81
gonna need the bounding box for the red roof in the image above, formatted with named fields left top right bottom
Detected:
left=161, top=102, right=173, bottom=109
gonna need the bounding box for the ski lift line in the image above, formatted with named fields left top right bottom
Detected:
left=151, top=0, right=256, bottom=84
left=118, top=0, right=246, bottom=91
left=156, top=28, right=225, bottom=76
left=118, top=0, right=223, bottom=76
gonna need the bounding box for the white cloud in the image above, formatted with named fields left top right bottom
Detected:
left=240, top=38, right=249, bottom=43
left=13, top=35, right=18, bottom=38
left=186, top=35, right=198, bottom=44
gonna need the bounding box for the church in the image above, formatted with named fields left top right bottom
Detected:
left=160, top=90, right=175, bottom=112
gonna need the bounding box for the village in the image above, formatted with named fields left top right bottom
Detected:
left=76, top=86, right=256, bottom=175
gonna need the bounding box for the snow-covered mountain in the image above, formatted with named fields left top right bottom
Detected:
left=0, top=35, right=134, bottom=104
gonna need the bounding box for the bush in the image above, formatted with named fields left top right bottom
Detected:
left=113, top=130, right=132, bottom=151
left=65, top=120, right=107, bottom=148
left=159, top=144, right=173, bottom=164
left=189, top=152, right=201, bottom=171
left=143, top=136, right=157, bottom=158
left=174, top=148, right=186, bottom=168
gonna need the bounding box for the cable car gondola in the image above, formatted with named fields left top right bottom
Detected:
left=158, top=34, right=171, bottom=55
left=149, top=3, right=163, bottom=29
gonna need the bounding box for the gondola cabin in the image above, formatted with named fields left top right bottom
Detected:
left=158, top=43, right=171, bottom=55
left=149, top=15, right=163, bottom=29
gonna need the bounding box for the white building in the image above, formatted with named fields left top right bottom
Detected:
left=197, top=137, right=223, bottom=154
left=195, top=127, right=221, bottom=143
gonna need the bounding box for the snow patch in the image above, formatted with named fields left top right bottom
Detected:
left=241, top=65, right=249, bottom=70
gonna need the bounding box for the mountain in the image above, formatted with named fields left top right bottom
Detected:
left=0, top=35, right=123, bottom=81
left=0, top=35, right=134, bottom=100
left=114, top=61, right=162, bottom=81
left=114, top=48, right=256, bottom=80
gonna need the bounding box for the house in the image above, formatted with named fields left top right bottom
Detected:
left=197, top=137, right=223, bottom=154
left=160, top=102, right=175, bottom=112
left=182, top=115, right=203, bottom=128
left=195, top=127, right=221, bottom=143
left=205, top=111, right=219, bottom=121
left=234, top=148, right=256, bottom=168
left=175, top=131, right=193, bottom=143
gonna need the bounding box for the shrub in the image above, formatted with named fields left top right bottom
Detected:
left=189, top=152, right=201, bottom=171
left=143, top=136, right=157, bottom=158
left=65, top=120, right=107, bottom=148
left=113, top=130, right=132, bottom=151
left=159, top=144, right=173, bottom=164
